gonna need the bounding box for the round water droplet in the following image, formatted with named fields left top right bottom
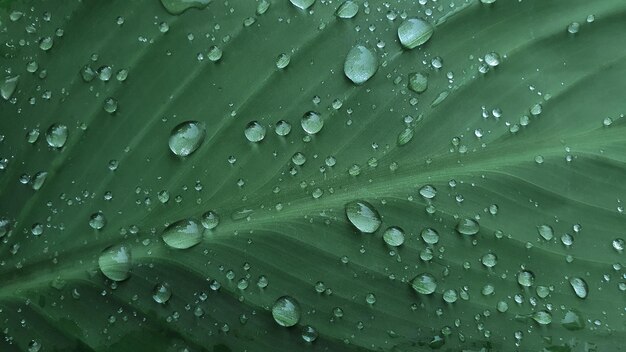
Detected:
left=421, top=228, right=439, bottom=245
left=411, top=273, right=437, bottom=295
left=408, top=72, right=428, bottom=93
left=28, top=340, right=41, bottom=352
left=45, top=124, right=68, bottom=148
left=344, top=45, right=378, bottom=85
left=89, top=212, right=106, bottom=230
left=160, top=0, right=211, bottom=15
left=168, top=121, right=206, bottom=156
left=153, top=282, right=172, bottom=304
left=290, top=0, right=315, bottom=10
left=301, top=111, right=323, bottom=134
left=569, top=277, right=588, bottom=298
left=517, top=270, right=535, bottom=287
left=419, top=184, right=437, bottom=199
left=443, top=289, right=458, bottom=303
left=272, top=296, right=301, bottom=327
left=275, top=120, right=292, bottom=136
left=481, top=253, right=497, bottom=268
left=336, top=0, right=358, bottom=19
left=456, top=218, right=479, bottom=235
left=103, top=97, right=118, bottom=114
left=201, top=210, right=220, bottom=230
left=484, top=52, right=501, bottom=67
left=567, top=22, right=580, bottom=34
left=244, top=121, right=266, bottom=142
left=207, top=46, right=223, bottom=62
left=98, top=244, right=132, bottom=281
left=276, top=53, right=291, bottom=69
left=162, top=218, right=203, bottom=249
left=345, top=200, right=381, bottom=233
left=398, top=18, right=433, bottom=49
left=383, top=226, right=405, bottom=246
left=301, top=325, right=318, bottom=342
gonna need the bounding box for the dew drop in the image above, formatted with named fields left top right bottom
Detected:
left=569, top=277, right=588, bottom=298
left=244, top=121, right=266, bottom=142
left=345, top=200, right=382, bottom=233
left=168, top=121, right=206, bottom=156
left=200, top=210, right=220, bottom=230
left=272, top=296, right=301, bottom=327
left=336, top=0, right=359, bottom=19
left=537, top=224, right=554, bottom=240
left=275, top=120, right=292, bottom=136
left=344, top=45, right=378, bottom=85
left=398, top=18, right=433, bottom=49
left=153, top=282, right=172, bottom=304
left=408, top=72, right=428, bottom=93
left=411, top=273, right=437, bottom=295
left=301, top=325, right=318, bottom=342
left=290, top=0, right=315, bottom=10
left=421, top=228, right=439, bottom=245
left=45, top=124, right=68, bottom=148
left=1, top=75, right=19, bottom=100
left=532, top=310, right=552, bottom=325
left=456, top=218, right=479, bottom=235
left=276, top=53, right=291, bottom=69
left=98, top=244, right=132, bottom=281
left=162, top=218, right=203, bottom=249
left=517, top=270, right=535, bottom=287
left=89, top=211, right=107, bottom=230
left=160, top=0, right=211, bottom=15
left=383, top=226, right=405, bottom=246
left=301, top=111, right=323, bottom=134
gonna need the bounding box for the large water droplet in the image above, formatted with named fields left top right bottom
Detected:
left=569, top=277, right=588, bottom=298
left=301, top=111, right=323, bottom=134
left=383, top=226, right=405, bottom=246
left=421, top=228, right=439, bottom=245
left=89, top=212, right=107, bottom=230
left=398, top=18, right=433, bottom=49
left=537, top=224, right=554, bottom=240
left=201, top=210, right=220, bottom=230
left=168, top=121, right=206, bottom=156
left=244, top=121, right=266, bottom=142
left=153, top=282, right=172, bottom=304
left=290, top=0, right=315, bottom=10
left=160, top=0, right=211, bottom=15
left=98, top=244, right=132, bottom=281
left=272, top=296, right=301, bottom=327
left=408, top=72, right=428, bottom=93
left=517, top=270, right=535, bottom=287
left=345, top=200, right=381, bottom=233
left=45, top=124, right=68, bottom=148
left=1, top=75, right=19, bottom=100
left=532, top=310, right=552, bottom=325
left=336, top=0, right=358, bottom=19
left=344, top=45, right=378, bottom=85
left=456, top=218, right=479, bottom=235
left=411, top=273, right=437, bottom=295
left=162, top=218, right=203, bottom=249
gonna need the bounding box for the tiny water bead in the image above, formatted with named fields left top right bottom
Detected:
left=408, top=72, right=428, bottom=93
left=456, top=218, right=479, bottom=235
left=160, top=0, right=211, bottom=15
left=569, top=277, right=588, bottom=298
left=272, top=296, right=301, bottom=327
left=301, top=111, right=323, bottom=134
left=336, top=0, right=358, bottom=19
left=344, top=45, right=378, bottom=85
left=383, top=226, right=405, bottom=246
left=168, top=121, right=206, bottom=156
left=290, top=0, right=315, bottom=10
left=98, top=244, right=132, bottom=281
left=244, top=121, right=266, bottom=142
left=345, top=200, right=382, bottom=233
left=153, top=282, right=172, bottom=304
left=45, top=124, right=69, bottom=148
left=517, top=270, right=535, bottom=287
left=161, top=218, right=203, bottom=249
left=398, top=18, right=433, bottom=49
left=411, top=273, right=437, bottom=295
left=275, top=120, right=292, bottom=136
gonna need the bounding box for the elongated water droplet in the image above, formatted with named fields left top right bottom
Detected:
left=336, top=0, right=358, bottom=19
left=537, top=224, right=554, bottom=240
left=569, top=277, right=588, bottom=298
left=345, top=200, right=381, bottom=233
left=301, top=111, right=323, bottom=134
left=383, top=226, right=405, bottom=246
left=344, top=45, right=378, bottom=85
left=561, top=310, right=585, bottom=330
left=456, top=218, right=479, bottom=235
left=532, top=310, right=552, bottom=325
left=244, top=121, right=266, bottom=142
left=419, top=185, right=437, bottom=199
left=272, top=296, right=301, bottom=327
left=160, top=0, right=211, bottom=15
left=421, top=228, right=439, bottom=244
left=397, top=128, right=413, bottom=146
left=1, top=75, right=19, bottom=100
left=290, top=0, right=315, bottom=10
left=398, top=18, right=433, bottom=49
left=98, top=244, right=132, bottom=281
left=411, top=273, right=437, bottom=295
left=276, top=53, right=290, bottom=69
left=168, top=121, right=206, bottom=156
left=153, top=282, right=172, bottom=304
left=162, top=218, right=203, bottom=249
left=46, top=124, right=68, bottom=148
left=31, top=171, right=48, bottom=191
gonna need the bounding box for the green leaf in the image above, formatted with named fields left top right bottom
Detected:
left=1, top=0, right=625, bottom=351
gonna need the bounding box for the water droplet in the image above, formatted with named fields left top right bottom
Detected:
left=98, top=244, right=132, bottom=281
left=89, top=211, right=107, bottom=230
left=160, top=0, right=211, bottom=15
left=344, top=45, right=378, bottom=85
left=383, top=226, right=405, bottom=246
left=456, top=218, right=479, bottom=235
left=612, top=238, right=624, bottom=252
left=480, top=0, right=496, bottom=3
left=272, top=296, right=301, bottom=327
left=201, top=210, right=219, bottom=230
left=481, top=253, right=497, bottom=268
left=153, top=282, right=172, bottom=304
left=46, top=124, right=68, bottom=148
left=411, top=273, right=437, bottom=295
left=336, top=0, right=359, bottom=19
left=397, top=128, right=413, bottom=146
left=1, top=75, right=19, bottom=100
left=290, top=0, right=315, bottom=10
left=31, top=171, right=48, bottom=191
left=345, top=200, right=382, bottom=233
left=257, top=0, right=270, bottom=15
left=443, top=289, right=458, bottom=303
left=244, top=121, right=266, bottom=142
left=301, top=325, right=318, bottom=342
left=484, top=52, right=501, bottom=67
left=561, top=310, right=585, bottom=330
left=532, top=310, right=552, bottom=325
left=103, top=97, right=118, bottom=113
left=408, top=72, right=428, bottom=93
left=567, top=22, right=580, bottom=34
left=537, top=224, right=553, bottom=240
left=39, top=36, right=53, bottom=51
left=569, top=277, right=588, bottom=298
left=517, top=270, right=535, bottom=287
left=276, top=53, right=291, bottom=69
left=421, top=228, right=439, bottom=245
left=162, top=218, right=203, bottom=249
left=28, top=340, right=41, bottom=352
left=168, top=121, right=206, bottom=156
left=207, top=46, right=223, bottom=62
left=398, top=18, right=433, bottom=49
left=275, top=120, right=292, bottom=136
left=97, top=66, right=112, bottom=81
left=301, top=111, right=323, bottom=134
left=419, top=185, right=437, bottom=199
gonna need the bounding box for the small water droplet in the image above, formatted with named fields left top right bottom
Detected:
left=275, top=120, right=292, bottom=136
left=244, top=121, right=267, bottom=142
left=272, top=296, right=301, bottom=327
left=383, top=226, right=405, bottom=246
left=398, top=18, right=433, bottom=49
left=301, top=111, right=323, bottom=134
left=98, top=244, right=132, bottom=281
left=537, top=224, right=554, bottom=240
left=290, top=0, right=315, bottom=10
left=168, top=121, right=206, bottom=156
left=408, top=72, right=428, bottom=93
left=1, top=75, right=19, bottom=100
left=160, top=0, right=211, bottom=15
left=344, top=45, right=378, bottom=85
left=345, top=200, right=382, bottom=233
left=162, top=218, right=203, bottom=249
left=517, top=270, right=535, bottom=287
left=336, top=0, right=359, bottom=19
left=276, top=53, right=291, bottom=69
left=411, top=273, right=437, bottom=295
left=569, top=277, right=588, bottom=298
left=456, top=218, right=479, bottom=235
left=301, top=325, right=318, bottom=342
left=89, top=211, right=107, bottom=230
left=46, top=124, right=68, bottom=148
left=153, top=282, right=172, bottom=304
left=532, top=310, right=552, bottom=325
